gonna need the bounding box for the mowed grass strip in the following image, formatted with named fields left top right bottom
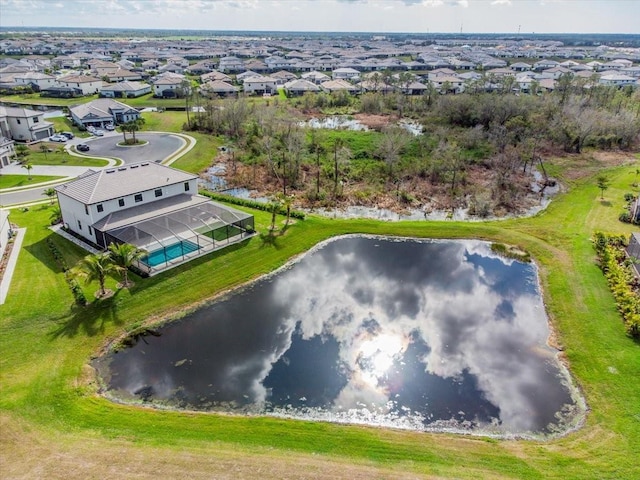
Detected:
left=0, top=174, right=66, bottom=190
left=1, top=160, right=639, bottom=478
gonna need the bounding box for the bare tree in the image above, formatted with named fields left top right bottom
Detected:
left=376, top=125, right=411, bottom=182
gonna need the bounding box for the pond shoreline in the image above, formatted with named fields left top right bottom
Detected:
left=92, top=235, right=587, bottom=441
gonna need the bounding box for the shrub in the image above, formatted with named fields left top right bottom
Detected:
left=46, top=238, right=87, bottom=306
left=200, top=191, right=306, bottom=220
left=592, top=232, right=640, bottom=338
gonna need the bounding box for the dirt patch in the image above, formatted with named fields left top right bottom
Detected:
left=353, top=113, right=397, bottom=131
left=0, top=413, right=447, bottom=480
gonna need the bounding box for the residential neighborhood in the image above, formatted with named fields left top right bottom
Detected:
left=1, top=32, right=639, bottom=103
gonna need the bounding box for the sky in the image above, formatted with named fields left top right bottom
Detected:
left=1, top=0, right=639, bottom=34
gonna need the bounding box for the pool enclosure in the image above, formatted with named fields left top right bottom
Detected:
left=97, top=197, right=254, bottom=275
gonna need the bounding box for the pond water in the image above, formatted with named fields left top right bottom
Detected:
left=299, top=116, right=423, bottom=136
left=95, top=236, right=583, bottom=437
left=198, top=163, right=267, bottom=202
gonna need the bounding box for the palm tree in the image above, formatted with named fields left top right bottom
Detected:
left=277, top=193, right=294, bottom=228
left=15, top=144, right=30, bottom=164
left=108, top=242, right=146, bottom=288
left=128, top=117, right=146, bottom=144
left=49, top=205, right=62, bottom=225
left=39, top=143, right=49, bottom=160
left=268, top=196, right=282, bottom=233
left=21, top=162, right=33, bottom=180
left=43, top=187, right=57, bottom=204
left=72, top=252, right=119, bottom=298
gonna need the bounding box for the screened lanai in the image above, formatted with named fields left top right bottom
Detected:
left=97, top=198, right=254, bottom=275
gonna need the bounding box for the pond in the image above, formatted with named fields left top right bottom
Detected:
left=95, top=236, right=584, bottom=438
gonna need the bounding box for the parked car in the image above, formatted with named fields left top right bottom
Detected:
left=49, top=134, right=68, bottom=142
left=104, top=123, right=115, bottom=131
left=86, top=126, right=97, bottom=133
left=61, top=131, right=75, bottom=139
left=93, top=129, right=105, bottom=137
left=76, top=143, right=90, bottom=152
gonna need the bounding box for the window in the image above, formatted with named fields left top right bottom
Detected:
left=84, top=205, right=89, bottom=215
left=33, top=117, right=39, bottom=123
left=16, top=119, right=21, bottom=124
left=118, top=198, right=125, bottom=207
left=184, top=182, right=190, bottom=192
left=134, top=194, right=143, bottom=203
left=88, top=226, right=93, bottom=235
left=77, top=220, right=82, bottom=230
left=154, top=189, right=163, bottom=198
left=97, top=204, right=104, bottom=213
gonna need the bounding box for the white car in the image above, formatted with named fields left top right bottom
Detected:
left=105, top=123, right=115, bottom=131
left=93, top=129, right=105, bottom=136
left=49, top=134, right=68, bottom=142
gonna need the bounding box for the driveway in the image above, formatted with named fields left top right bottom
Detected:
left=1, top=132, right=190, bottom=206
left=71, top=132, right=185, bottom=164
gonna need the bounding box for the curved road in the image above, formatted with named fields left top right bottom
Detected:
left=1, top=133, right=187, bottom=206
left=83, top=133, right=184, bottom=165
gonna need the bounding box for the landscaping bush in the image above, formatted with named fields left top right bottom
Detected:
left=200, top=191, right=306, bottom=220
left=593, top=232, right=639, bottom=338
left=46, top=238, right=87, bottom=306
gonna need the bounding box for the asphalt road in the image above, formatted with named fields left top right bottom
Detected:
left=83, top=133, right=184, bottom=164
left=1, top=133, right=185, bottom=206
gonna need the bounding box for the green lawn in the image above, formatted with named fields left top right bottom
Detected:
left=0, top=174, right=65, bottom=189
left=1, top=154, right=639, bottom=478
left=0, top=93, right=99, bottom=107
left=22, top=148, right=110, bottom=168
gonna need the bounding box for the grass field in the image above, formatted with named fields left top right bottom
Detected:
left=1, top=145, right=639, bottom=479
left=0, top=174, right=65, bottom=189
left=17, top=146, right=110, bottom=168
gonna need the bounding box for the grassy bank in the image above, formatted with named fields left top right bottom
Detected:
left=0, top=174, right=65, bottom=190
left=1, top=160, right=639, bottom=479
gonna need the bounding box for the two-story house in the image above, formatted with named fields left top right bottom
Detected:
left=0, top=106, right=54, bottom=142
left=242, top=76, right=278, bottom=95
left=56, top=74, right=102, bottom=95
left=14, top=71, right=57, bottom=90
left=55, top=162, right=254, bottom=274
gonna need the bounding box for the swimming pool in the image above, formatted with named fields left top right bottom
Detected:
left=141, top=240, right=200, bottom=267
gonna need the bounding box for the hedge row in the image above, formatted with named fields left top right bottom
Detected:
left=200, top=190, right=306, bottom=220
left=46, top=238, right=87, bottom=306
left=593, top=232, right=640, bottom=338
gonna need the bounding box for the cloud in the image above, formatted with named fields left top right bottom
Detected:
left=491, top=0, right=512, bottom=4
left=104, top=236, right=577, bottom=433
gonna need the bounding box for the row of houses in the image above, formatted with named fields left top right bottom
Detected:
left=0, top=98, right=142, bottom=171
left=2, top=36, right=640, bottom=99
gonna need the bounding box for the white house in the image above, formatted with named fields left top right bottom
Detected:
left=69, top=98, right=140, bottom=129
left=283, top=79, right=321, bottom=96
left=301, top=70, right=330, bottom=84
left=429, top=76, right=465, bottom=94
left=242, top=76, right=278, bottom=95
left=100, top=81, right=152, bottom=98
left=0, top=135, right=15, bottom=169
left=0, top=106, right=54, bottom=142
left=14, top=71, right=57, bottom=90
left=332, top=67, right=361, bottom=81
left=599, top=73, right=637, bottom=87
left=56, top=74, right=102, bottom=95
left=153, top=76, right=186, bottom=98
left=54, top=162, right=254, bottom=274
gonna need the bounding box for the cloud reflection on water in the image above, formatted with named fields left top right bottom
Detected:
left=100, top=236, right=577, bottom=435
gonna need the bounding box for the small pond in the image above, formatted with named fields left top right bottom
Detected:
left=95, top=236, right=583, bottom=437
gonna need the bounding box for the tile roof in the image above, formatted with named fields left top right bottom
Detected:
left=55, top=162, right=196, bottom=204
